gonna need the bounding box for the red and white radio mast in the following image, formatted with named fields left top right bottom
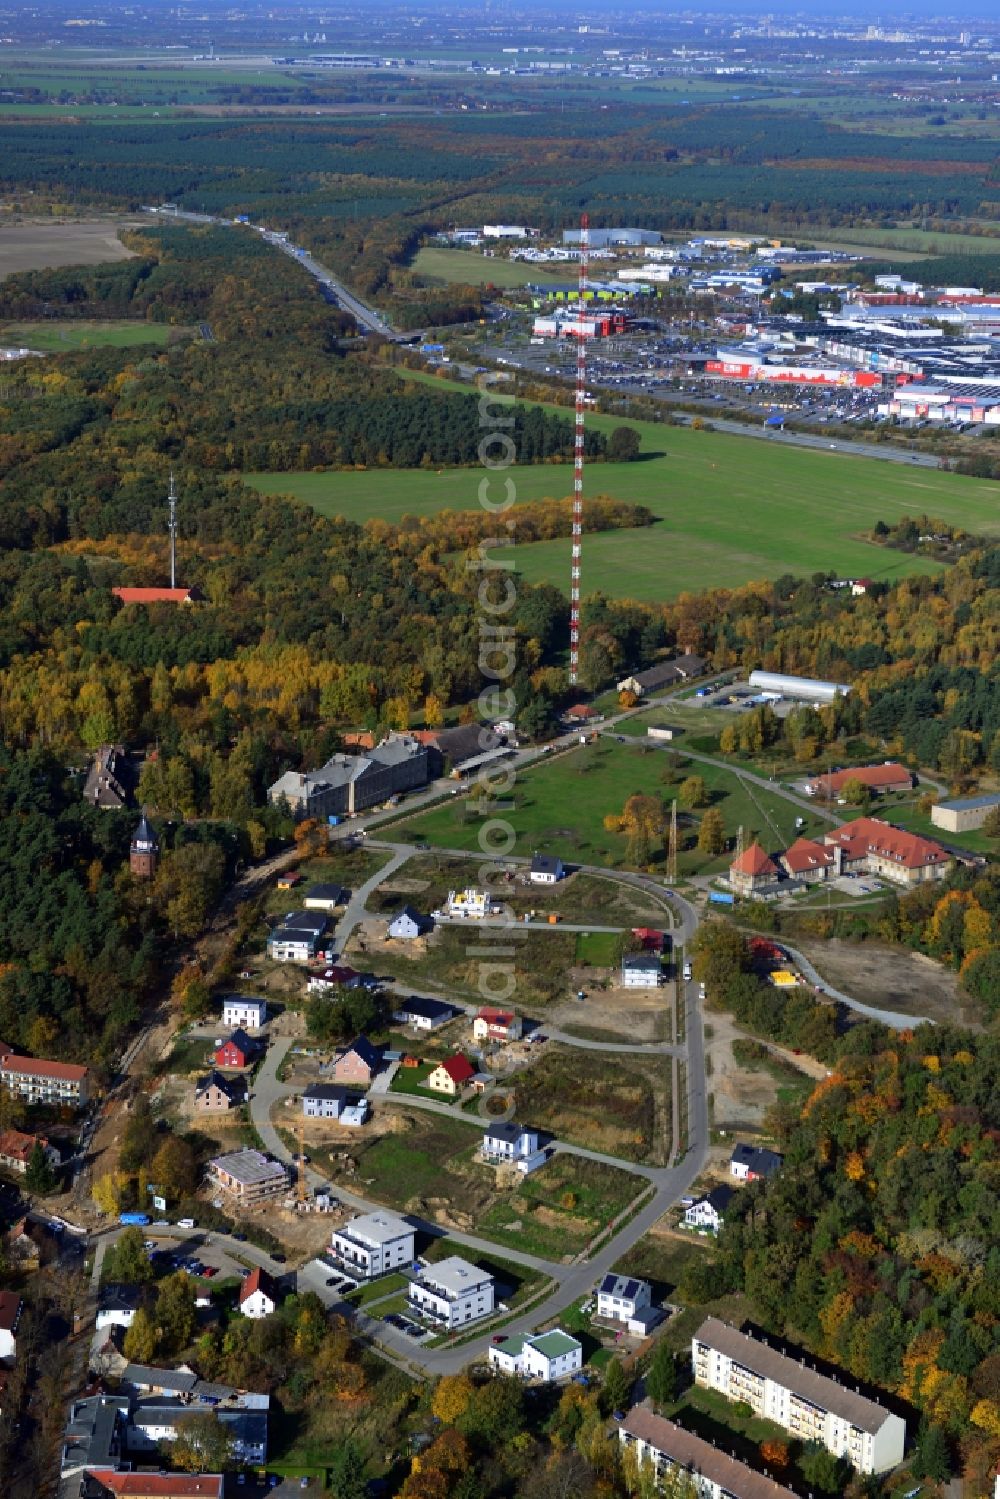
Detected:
left=568, top=210, right=589, bottom=686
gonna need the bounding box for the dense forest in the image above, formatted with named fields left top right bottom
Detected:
left=685, top=1005, right=1000, bottom=1494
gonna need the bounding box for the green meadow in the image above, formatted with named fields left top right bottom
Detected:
left=246, top=395, right=1000, bottom=602
left=3, top=320, right=181, bottom=351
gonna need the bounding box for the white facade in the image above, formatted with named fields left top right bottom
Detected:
left=747, top=671, right=851, bottom=704
left=621, top=954, right=662, bottom=988
left=693, top=1318, right=906, bottom=1475
left=222, top=997, right=266, bottom=1031
left=597, top=1274, right=652, bottom=1324
left=489, top=1329, right=582, bottom=1382
left=684, top=1194, right=730, bottom=1234
left=444, top=887, right=495, bottom=919
left=240, top=1287, right=276, bottom=1320
left=483, top=224, right=527, bottom=238
left=95, top=1305, right=137, bottom=1332
left=329, top=1211, right=415, bottom=1280
left=267, top=930, right=323, bottom=962
left=620, top=1410, right=800, bottom=1499
left=481, top=1123, right=541, bottom=1163
left=407, top=1257, right=495, bottom=1330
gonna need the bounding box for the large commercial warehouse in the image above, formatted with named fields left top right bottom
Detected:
left=748, top=671, right=851, bottom=704
left=931, top=793, right=1000, bottom=834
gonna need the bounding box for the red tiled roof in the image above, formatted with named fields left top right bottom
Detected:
left=0, top=1129, right=46, bottom=1165
left=0, top=1291, right=21, bottom=1331
left=781, top=837, right=836, bottom=875
left=113, top=586, right=200, bottom=604
left=439, top=1054, right=476, bottom=1085
left=566, top=704, right=597, bottom=719
left=87, top=1475, right=224, bottom=1499
left=810, top=763, right=912, bottom=795
left=0, top=1054, right=87, bottom=1082
left=477, top=1008, right=515, bottom=1026
left=730, top=842, right=778, bottom=877
left=239, top=1265, right=278, bottom=1306
left=824, top=817, right=947, bottom=870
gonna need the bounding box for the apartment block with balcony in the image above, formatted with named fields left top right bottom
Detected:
left=692, top=1318, right=905, bottom=1474
left=328, top=1211, right=415, bottom=1281
left=406, top=1256, right=495, bottom=1330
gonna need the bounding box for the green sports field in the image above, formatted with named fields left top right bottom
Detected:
left=246, top=401, right=1000, bottom=602
left=2, top=320, right=182, bottom=351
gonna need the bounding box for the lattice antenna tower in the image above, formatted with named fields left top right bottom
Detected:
left=568, top=211, right=589, bottom=685
left=668, top=800, right=678, bottom=885
left=167, top=470, right=178, bottom=589
left=736, top=824, right=745, bottom=863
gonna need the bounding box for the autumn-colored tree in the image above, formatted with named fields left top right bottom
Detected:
left=697, top=807, right=725, bottom=855
left=293, top=818, right=328, bottom=859
left=92, top=1170, right=128, bottom=1216
left=719, top=724, right=738, bottom=755
left=431, top=1373, right=474, bottom=1424
left=123, top=1306, right=157, bottom=1364
left=618, top=689, right=638, bottom=709
left=678, top=775, right=707, bottom=809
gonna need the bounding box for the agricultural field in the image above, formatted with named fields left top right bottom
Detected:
left=0, top=219, right=141, bottom=279
left=511, top=1044, right=672, bottom=1165
left=391, top=739, right=830, bottom=878
left=1, top=319, right=181, bottom=351
left=410, top=246, right=569, bottom=289
left=246, top=400, right=1000, bottom=603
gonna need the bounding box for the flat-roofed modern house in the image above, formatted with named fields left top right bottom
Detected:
left=206, top=1149, right=290, bottom=1205
left=692, top=1317, right=906, bottom=1474
left=488, top=1329, right=582, bottom=1382
left=406, top=1256, right=495, bottom=1330
left=328, top=1210, right=415, bottom=1280
left=267, top=734, right=430, bottom=820
left=619, top=1408, right=801, bottom=1499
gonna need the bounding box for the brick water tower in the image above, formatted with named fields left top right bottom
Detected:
left=130, top=812, right=160, bottom=879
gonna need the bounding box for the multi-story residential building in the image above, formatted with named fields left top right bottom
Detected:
left=406, top=1256, right=495, bottom=1330
left=619, top=1408, right=800, bottom=1499
left=328, top=1211, right=415, bottom=1281
left=267, top=734, right=430, bottom=820
left=473, top=1008, right=523, bottom=1043
left=266, top=911, right=329, bottom=963
left=0, top=1052, right=89, bottom=1107
left=692, top=1318, right=906, bottom=1474
left=301, top=1084, right=368, bottom=1124
left=206, top=1149, right=290, bottom=1205
left=488, top=1329, right=582, bottom=1383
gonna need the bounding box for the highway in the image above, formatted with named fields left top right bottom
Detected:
left=142, top=206, right=405, bottom=340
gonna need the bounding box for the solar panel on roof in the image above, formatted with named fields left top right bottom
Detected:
left=623, top=1279, right=639, bottom=1299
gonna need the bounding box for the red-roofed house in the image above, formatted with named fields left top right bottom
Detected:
left=428, top=1055, right=476, bottom=1096
left=473, top=1008, right=523, bottom=1042
left=112, top=586, right=203, bottom=606
left=780, top=837, right=839, bottom=884
left=83, top=1474, right=224, bottom=1499
left=564, top=704, right=602, bottom=723
left=823, top=817, right=951, bottom=888
left=806, top=763, right=913, bottom=799
left=728, top=842, right=779, bottom=897
left=0, top=1129, right=59, bottom=1176
left=238, top=1265, right=280, bottom=1320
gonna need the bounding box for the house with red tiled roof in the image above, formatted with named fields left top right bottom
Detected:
left=823, top=817, right=951, bottom=888
left=806, top=763, right=913, bottom=799
left=112, top=586, right=203, bottom=606
left=238, top=1265, right=280, bottom=1320
left=427, top=1055, right=476, bottom=1097
left=728, top=842, right=779, bottom=897
left=780, top=837, right=839, bottom=884
left=473, top=1008, right=523, bottom=1043
left=0, top=1128, right=59, bottom=1176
